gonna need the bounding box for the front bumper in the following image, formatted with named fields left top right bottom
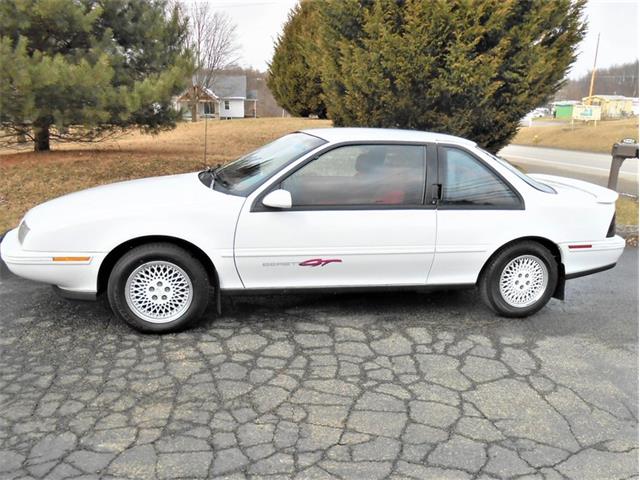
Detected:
left=560, top=235, right=626, bottom=278
left=0, top=228, right=105, bottom=296
left=0, top=230, right=10, bottom=279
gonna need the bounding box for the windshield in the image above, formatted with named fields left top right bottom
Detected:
left=208, top=133, right=326, bottom=196
left=480, top=148, right=556, bottom=194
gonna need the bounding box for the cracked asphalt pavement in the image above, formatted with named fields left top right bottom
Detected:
left=0, top=248, right=637, bottom=480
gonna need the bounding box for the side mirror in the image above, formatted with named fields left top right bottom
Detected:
left=262, top=189, right=292, bottom=209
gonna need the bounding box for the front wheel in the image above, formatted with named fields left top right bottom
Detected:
left=479, top=241, right=558, bottom=318
left=107, top=243, right=210, bottom=333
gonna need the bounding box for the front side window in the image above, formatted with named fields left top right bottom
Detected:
left=440, top=147, right=520, bottom=208
left=209, top=133, right=325, bottom=195
left=281, top=144, right=426, bottom=207
left=224, top=100, right=230, bottom=110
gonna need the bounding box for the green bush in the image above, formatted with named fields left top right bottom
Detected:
left=270, top=0, right=586, bottom=152
left=268, top=1, right=327, bottom=119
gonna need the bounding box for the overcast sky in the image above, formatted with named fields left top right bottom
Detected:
left=569, top=0, right=638, bottom=79
left=208, top=0, right=639, bottom=80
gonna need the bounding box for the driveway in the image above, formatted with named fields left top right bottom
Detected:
left=500, top=145, right=639, bottom=196
left=0, top=249, right=637, bottom=479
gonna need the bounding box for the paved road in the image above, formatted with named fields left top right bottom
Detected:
left=0, top=249, right=637, bottom=479
left=500, top=145, right=639, bottom=196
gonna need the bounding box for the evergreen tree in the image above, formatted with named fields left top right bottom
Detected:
left=267, top=0, right=326, bottom=118
left=316, top=0, right=586, bottom=152
left=0, top=0, right=192, bottom=151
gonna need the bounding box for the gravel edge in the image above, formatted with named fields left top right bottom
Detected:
left=617, top=224, right=639, bottom=247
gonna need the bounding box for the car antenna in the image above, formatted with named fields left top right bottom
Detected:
left=203, top=113, right=208, bottom=169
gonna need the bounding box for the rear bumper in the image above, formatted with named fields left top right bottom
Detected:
left=565, top=262, right=616, bottom=280
left=560, top=235, right=626, bottom=278
left=0, top=228, right=104, bottom=296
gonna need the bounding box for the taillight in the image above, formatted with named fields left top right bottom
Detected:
left=606, top=213, right=616, bottom=238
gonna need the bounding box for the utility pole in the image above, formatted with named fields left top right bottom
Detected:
left=587, top=33, right=600, bottom=105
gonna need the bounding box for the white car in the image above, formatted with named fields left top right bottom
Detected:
left=1, top=128, right=625, bottom=332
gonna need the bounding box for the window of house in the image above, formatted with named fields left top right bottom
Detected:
left=439, top=147, right=520, bottom=208
left=281, top=144, right=426, bottom=207
left=224, top=100, right=230, bottom=110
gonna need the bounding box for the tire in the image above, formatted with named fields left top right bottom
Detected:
left=479, top=241, right=558, bottom=318
left=107, top=243, right=210, bottom=333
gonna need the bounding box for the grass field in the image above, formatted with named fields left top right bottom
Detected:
left=0, top=118, right=331, bottom=231
left=617, top=196, right=639, bottom=226
left=513, top=117, right=639, bottom=153
left=0, top=117, right=637, bottom=232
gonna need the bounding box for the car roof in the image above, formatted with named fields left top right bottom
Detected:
left=300, top=127, right=477, bottom=147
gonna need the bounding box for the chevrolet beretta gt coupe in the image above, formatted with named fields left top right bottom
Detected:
left=1, top=128, right=625, bottom=332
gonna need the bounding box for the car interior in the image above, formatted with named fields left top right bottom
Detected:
left=282, top=145, right=426, bottom=206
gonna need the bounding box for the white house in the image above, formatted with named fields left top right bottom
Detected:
left=174, top=85, right=218, bottom=119
left=214, top=75, right=246, bottom=119
left=174, top=75, right=258, bottom=120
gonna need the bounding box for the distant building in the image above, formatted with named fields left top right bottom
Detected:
left=551, top=100, right=579, bottom=119
left=174, top=85, right=218, bottom=119
left=581, top=95, right=634, bottom=118
left=175, top=74, right=258, bottom=119
left=246, top=88, right=258, bottom=118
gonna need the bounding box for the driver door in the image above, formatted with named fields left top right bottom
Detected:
left=233, top=143, right=437, bottom=289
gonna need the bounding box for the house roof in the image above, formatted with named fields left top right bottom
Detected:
left=300, top=128, right=476, bottom=147
left=552, top=100, right=579, bottom=106
left=582, top=95, right=631, bottom=101
left=210, top=75, right=247, bottom=99
left=202, top=87, right=217, bottom=100
left=176, top=85, right=218, bottom=102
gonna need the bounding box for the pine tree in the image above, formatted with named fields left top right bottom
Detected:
left=267, top=0, right=326, bottom=118
left=0, top=0, right=192, bottom=151
left=316, top=0, right=587, bottom=152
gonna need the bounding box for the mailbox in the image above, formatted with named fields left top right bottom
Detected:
left=608, top=138, right=638, bottom=191
left=611, top=139, right=639, bottom=159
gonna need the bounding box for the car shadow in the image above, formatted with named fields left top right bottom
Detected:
left=198, top=287, right=507, bottom=331
left=0, top=275, right=533, bottom=335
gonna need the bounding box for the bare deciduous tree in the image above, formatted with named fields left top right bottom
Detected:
left=185, top=2, right=239, bottom=121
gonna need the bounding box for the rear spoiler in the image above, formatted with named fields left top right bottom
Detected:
left=529, top=174, right=619, bottom=204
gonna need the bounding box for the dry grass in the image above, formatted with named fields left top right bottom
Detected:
left=617, top=196, right=639, bottom=226
left=513, top=117, right=639, bottom=153
left=0, top=118, right=331, bottom=231
left=1, top=117, right=636, bottom=232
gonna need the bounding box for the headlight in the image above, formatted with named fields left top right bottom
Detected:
left=18, top=220, right=30, bottom=244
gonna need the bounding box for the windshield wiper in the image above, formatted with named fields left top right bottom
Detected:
left=203, top=164, right=230, bottom=189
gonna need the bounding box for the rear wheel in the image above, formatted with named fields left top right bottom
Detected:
left=479, top=241, right=558, bottom=317
left=107, top=243, right=210, bottom=332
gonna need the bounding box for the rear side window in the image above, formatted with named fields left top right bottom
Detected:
left=439, top=147, right=521, bottom=208
left=481, top=149, right=556, bottom=194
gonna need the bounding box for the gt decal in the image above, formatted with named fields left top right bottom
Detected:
left=299, top=258, right=343, bottom=267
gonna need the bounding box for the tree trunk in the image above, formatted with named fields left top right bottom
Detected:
left=34, top=123, right=50, bottom=151
left=191, top=85, right=199, bottom=122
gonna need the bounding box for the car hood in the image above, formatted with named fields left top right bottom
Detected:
left=24, top=172, right=232, bottom=230
left=529, top=174, right=619, bottom=204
